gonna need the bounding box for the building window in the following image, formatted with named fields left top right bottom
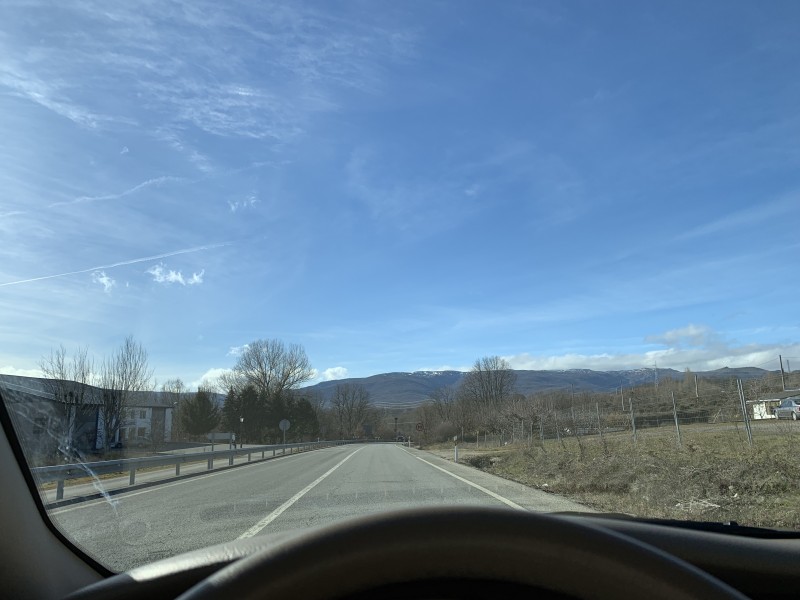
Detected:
left=137, top=427, right=146, bottom=438
left=139, top=410, right=147, bottom=419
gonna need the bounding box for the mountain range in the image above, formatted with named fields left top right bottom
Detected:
left=301, top=367, right=774, bottom=408
left=1, top=367, right=775, bottom=411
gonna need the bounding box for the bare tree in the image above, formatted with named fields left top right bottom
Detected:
left=459, top=356, right=517, bottom=433
left=429, top=385, right=458, bottom=423
left=97, top=336, right=153, bottom=452
left=162, top=378, right=187, bottom=441
left=330, top=383, right=371, bottom=438
left=216, top=369, right=247, bottom=395
left=232, top=339, right=314, bottom=398
left=39, top=345, right=95, bottom=453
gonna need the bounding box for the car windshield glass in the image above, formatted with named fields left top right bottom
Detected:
left=2, top=0, right=800, bottom=574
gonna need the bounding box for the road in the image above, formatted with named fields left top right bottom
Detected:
left=49, top=444, right=588, bottom=572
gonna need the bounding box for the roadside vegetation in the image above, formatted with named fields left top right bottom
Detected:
left=439, top=426, right=800, bottom=529
left=417, top=355, right=800, bottom=529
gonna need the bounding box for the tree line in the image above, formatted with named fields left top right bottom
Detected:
left=415, top=356, right=794, bottom=445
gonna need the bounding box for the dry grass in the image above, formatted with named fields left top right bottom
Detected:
left=433, top=424, right=800, bottom=529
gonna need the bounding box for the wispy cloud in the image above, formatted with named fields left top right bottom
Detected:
left=0, top=60, right=130, bottom=129
left=146, top=264, right=204, bottom=286
left=91, top=270, right=116, bottom=294
left=677, top=193, right=799, bottom=241
left=120, top=146, right=129, bottom=155
left=644, top=324, right=721, bottom=348
left=0, top=242, right=228, bottom=288
left=50, top=175, right=186, bottom=208
left=228, top=192, right=258, bottom=212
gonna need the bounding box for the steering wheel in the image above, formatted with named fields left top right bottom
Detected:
left=177, top=507, right=747, bottom=600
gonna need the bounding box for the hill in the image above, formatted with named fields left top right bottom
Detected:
left=301, top=367, right=774, bottom=408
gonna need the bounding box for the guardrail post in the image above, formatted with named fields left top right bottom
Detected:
left=208, top=457, right=213, bottom=470
left=129, top=467, right=136, bottom=486
left=229, top=453, right=234, bottom=466
left=248, top=452, right=251, bottom=462
left=176, top=463, right=180, bottom=476
left=273, top=448, right=276, bottom=456
left=262, top=450, right=265, bottom=459
left=56, top=479, right=65, bottom=501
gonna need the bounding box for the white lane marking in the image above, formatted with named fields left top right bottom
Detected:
left=49, top=446, right=350, bottom=515
left=238, top=446, right=364, bottom=539
left=399, top=447, right=525, bottom=511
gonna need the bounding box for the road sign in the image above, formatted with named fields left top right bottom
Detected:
left=279, top=419, right=291, bottom=431
left=416, top=422, right=423, bottom=431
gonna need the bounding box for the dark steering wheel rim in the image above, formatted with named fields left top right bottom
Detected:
left=177, top=507, right=747, bottom=600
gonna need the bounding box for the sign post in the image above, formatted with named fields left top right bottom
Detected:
left=279, top=419, right=291, bottom=454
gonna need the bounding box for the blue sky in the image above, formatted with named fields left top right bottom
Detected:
left=1, top=1, right=799, bottom=389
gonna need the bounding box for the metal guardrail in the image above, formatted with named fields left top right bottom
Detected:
left=33, top=440, right=360, bottom=500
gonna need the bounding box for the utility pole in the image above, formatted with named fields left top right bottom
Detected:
left=654, top=361, right=659, bottom=390
left=737, top=379, right=753, bottom=447
left=780, top=355, right=787, bottom=391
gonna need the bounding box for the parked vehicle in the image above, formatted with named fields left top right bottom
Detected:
left=774, top=398, right=800, bottom=420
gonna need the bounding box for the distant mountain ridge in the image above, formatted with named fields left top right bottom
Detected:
left=302, top=367, right=774, bottom=408
left=1, top=367, right=774, bottom=410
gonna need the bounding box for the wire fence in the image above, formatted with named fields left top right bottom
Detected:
left=443, top=380, right=800, bottom=450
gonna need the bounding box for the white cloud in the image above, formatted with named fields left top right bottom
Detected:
left=120, top=146, right=129, bottom=155
left=227, top=344, right=250, bottom=357
left=503, top=325, right=800, bottom=372
left=146, top=263, right=204, bottom=286
left=187, top=270, right=204, bottom=285
left=0, top=365, right=44, bottom=377
left=189, top=367, right=232, bottom=391
left=91, top=270, right=116, bottom=293
left=320, top=366, right=349, bottom=381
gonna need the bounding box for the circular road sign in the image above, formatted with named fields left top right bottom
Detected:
left=279, top=419, right=291, bottom=432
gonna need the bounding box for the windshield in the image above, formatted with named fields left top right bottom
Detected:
left=2, top=0, right=800, bottom=573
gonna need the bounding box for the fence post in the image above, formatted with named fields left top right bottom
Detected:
left=738, top=379, right=753, bottom=447
left=671, top=391, right=682, bottom=448
left=630, top=400, right=637, bottom=443
left=595, top=403, right=603, bottom=440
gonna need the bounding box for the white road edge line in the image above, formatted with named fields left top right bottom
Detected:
left=400, top=447, right=525, bottom=511
left=49, top=446, right=348, bottom=515
left=238, top=446, right=364, bottom=539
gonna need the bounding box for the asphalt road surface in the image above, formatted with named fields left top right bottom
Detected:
left=49, top=443, right=588, bottom=572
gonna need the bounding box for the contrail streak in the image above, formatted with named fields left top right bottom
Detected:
left=0, top=242, right=230, bottom=287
